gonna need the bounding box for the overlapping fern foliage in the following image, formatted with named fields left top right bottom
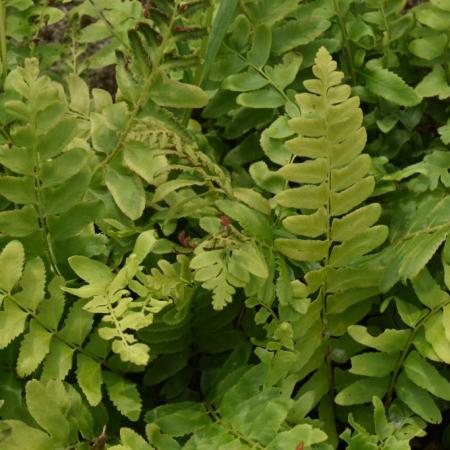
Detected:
left=2, top=1, right=450, bottom=449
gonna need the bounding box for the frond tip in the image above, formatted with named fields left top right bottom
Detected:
left=275, top=46, right=387, bottom=274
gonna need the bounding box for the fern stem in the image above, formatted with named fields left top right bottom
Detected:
left=0, top=0, right=7, bottom=86
left=181, top=2, right=214, bottom=126
left=30, top=0, right=50, bottom=57
left=332, top=0, right=356, bottom=85
left=320, top=89, right=337, bottom=443
left=91, top=1, right=183, bottom=176
left=35, top=184, right=61, bottom=276
left=379, top=2, right=391, bottom=67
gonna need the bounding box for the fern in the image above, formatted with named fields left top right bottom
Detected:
left=81, top=0, right=210, bottom=223
left=340, top=397, right=425, bottom=450
left=340, top=239, right=450, bottom=428
left=190, top=243, right=265, bottom=310
left=2, top=3, right=450, bottom=449
left=138, top=289, right=249, bottom=402
left=143, top=349, right=331, bottom=450
left=412, top=1, right=450, bottom=99
left=65, top=230, right=169, bottom=366
left=204, top=0, right=304, bottom=146
left=0, top=240, right=142, bottom=420
left=0, top=59, right=104, bottom=275
left=0, top=378, right=95, bottom=450
left=269, top=47, right=388, bottom=438
left=380, top=190, right=450, bottom=291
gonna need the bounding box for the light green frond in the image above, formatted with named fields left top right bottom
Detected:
left=0, top=240, right=143, bottom=419
left=275, top=46, right=386, bottom=270
left=67, top=231, right=169, bottom=366
left=270, top=47, right=388, bottom=419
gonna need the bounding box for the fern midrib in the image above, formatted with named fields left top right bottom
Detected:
left=137, top=126, right=230, bottom=196
left=225, top=42, right=292, bottom=105
left=104, top=290, right=132, bottom=351
left=178, top=146, right=231, bottom=196
left=204, top=399, right=266, bottom=449
left=1, top=289, right=119, bottom=373
left=321, top=89, right=336, bottom=424
left=87, top=0, right=131, bottom=51
left=391, top=222, right=450, bottom=246
left=385, top=298, right=450, bottom=406
left=30, top=107, right=60, bottom=276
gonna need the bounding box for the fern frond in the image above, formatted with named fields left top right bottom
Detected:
left=378, top=190, right=450, bottom=291
left=0, top=379, right=95, bottom=449
left=267, top=47, right=388, bottom=425
left=190, top=234, right=269, bottom=311
left=66, top=230, right=170, bottom=366
left=0, top=59, right=103, bottom=275
left=341, top=397, right=425, bottom=448
left=143, top=354, right=330, bottom=449
left=0, top=240, right=143, bottom=420
left=341, top=241, right=450, bottom=427
left=275, top=46, right=387, bottom=289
